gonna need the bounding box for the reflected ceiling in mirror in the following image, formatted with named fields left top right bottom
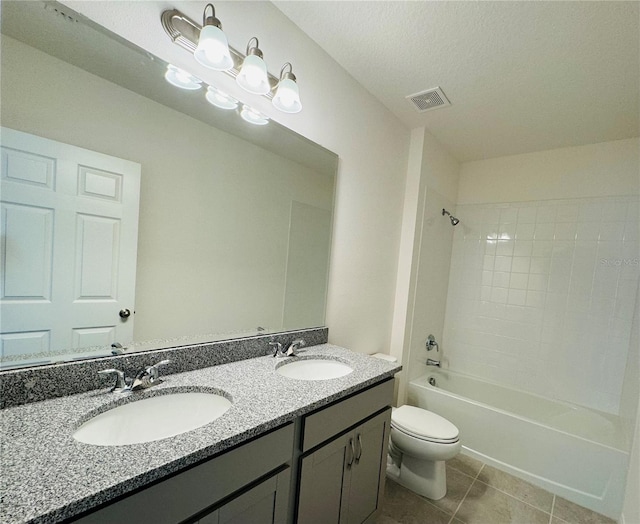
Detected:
left=0, top=1, right=338, bottom=370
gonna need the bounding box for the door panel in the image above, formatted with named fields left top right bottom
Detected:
left=74, top=214, right=120, bottom=299
left=1, top=202, right=53, bottom=300
left=0, top=127, right=140, bottom=362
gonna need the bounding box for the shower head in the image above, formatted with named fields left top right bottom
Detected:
left=442, top=208, right=460, bottom=226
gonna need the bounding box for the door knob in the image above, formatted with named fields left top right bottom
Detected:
left=119, top=308, right=131, bottom=319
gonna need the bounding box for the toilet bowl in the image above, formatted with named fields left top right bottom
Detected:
left=372, top=353, right=461, bottom=500
left=389, top=405, right=461, bottom=499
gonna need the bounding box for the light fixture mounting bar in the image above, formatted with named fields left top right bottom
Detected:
left=161, top=9, right=277, bottom=99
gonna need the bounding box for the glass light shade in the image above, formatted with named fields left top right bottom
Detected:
left=164, top=65, right=202, bottom=90
left=236, top=54, right=270, bottom=95
left=272, top=78, right=302, bottom=113
left=194, top=25, right=233, bottom=71
left=205, top=86, right=238, bottom=110
left=240, top=105, right=269, bottom=126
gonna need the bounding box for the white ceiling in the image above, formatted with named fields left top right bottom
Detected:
left=273, top=1, right=640, bottom=162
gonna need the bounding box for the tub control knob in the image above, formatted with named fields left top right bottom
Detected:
left=426, top=334, right=439, bottom=352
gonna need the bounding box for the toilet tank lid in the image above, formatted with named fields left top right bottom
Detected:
left=371, top=352, right=398, bottom=363
left=392, top=405, right=459, bottom=441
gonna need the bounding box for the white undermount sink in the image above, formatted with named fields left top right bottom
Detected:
left=73, top=391, right=232, bottom=446
left=276, top=358, right=353, bottom=381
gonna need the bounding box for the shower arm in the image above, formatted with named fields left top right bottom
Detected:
left=442, top=208, right=460, bottom=226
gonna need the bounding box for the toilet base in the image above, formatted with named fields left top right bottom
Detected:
left=387, top=454, right=447, bottom=500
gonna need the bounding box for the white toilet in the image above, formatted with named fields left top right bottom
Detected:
left=372, top=353, right=462, bottom=500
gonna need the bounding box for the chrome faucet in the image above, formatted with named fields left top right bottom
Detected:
left=98, top=368, right=130, bottom=393
left=98, top=359, right=171, bottom=393
left=426, top=358, right=441, bottom=367
left=131, top=360, right=172, bottom=390
left=270, top=338, right=306, bottom=357
left=269, top=341, right=285, bottom=357
left=285, top=338, right=306, bottom=356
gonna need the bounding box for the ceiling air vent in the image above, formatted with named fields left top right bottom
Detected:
left=406, top=87, right=451, bottom=113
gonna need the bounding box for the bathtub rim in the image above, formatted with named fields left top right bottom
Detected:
left=411, top=368, right=630, bottom=452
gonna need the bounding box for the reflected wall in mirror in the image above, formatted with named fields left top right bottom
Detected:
left=0, top=1, right=338, bottom=369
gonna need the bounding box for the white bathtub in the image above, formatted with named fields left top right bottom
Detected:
left=408, top=370, right=630, bottom=519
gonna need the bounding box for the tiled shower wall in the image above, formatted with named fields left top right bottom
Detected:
left=443, top=195, right=639, bottom=414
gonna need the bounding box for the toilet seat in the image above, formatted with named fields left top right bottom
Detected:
left=391, top=405, right=459, bottom=444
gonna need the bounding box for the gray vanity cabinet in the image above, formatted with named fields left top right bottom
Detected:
left=296, top=379, right=394, bottom=524
left=72, top=424, right=294, bottom=524
left=70, top=379, right=395, bottom=524
left=297, top=410, right=391, bottom=524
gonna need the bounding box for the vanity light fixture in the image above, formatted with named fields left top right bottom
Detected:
left=236, top=38, right=270, bottom=95
left=162, top=6, right=302, bottom=114
left=272, top=62, right=302, bottom=113
left=240, top=105, right=269, bottom=126
left=193, top=3, right=233, bottom=71
left=205, top=85, right=238, bottom=110
left=164, top=64, right=202, bottom=90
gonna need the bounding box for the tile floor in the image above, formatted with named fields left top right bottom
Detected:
left=375, top=454, right=617, bottom=524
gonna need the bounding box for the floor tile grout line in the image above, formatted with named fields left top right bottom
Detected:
left=469, top=476, right=556, bottom=518
left=474, top=463, right=485, bottom=480
left=448, top=464, right=484, bottom=524
left=549, top=495, right=556, bottom=524
left=470, top=475, right=554, bottom=515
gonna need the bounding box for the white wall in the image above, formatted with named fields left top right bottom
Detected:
left=620, top=283, right=640, bottom=524
left=622, top=400, right=640, bottom=524
left=64, top=0, right=410, bottom=355
left=444, top=139, right=639, bottom=414
left=621, top=282, right=640, bottom=430
left=458, top=138, right=639, bottom=204
left=391, top=129, right=460, bottom=401
left=1, top=35, right=334, bottom=343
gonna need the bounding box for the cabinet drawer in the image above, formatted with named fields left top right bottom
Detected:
left=74, top=423, right=294, bottom=524
left=302, top=379, right=394, bottom=452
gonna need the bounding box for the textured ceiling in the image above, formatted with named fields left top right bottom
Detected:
left=274, top=1, right=640, bottom=162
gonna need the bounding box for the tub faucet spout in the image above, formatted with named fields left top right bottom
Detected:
left=427, top=358, right=441, bottom=367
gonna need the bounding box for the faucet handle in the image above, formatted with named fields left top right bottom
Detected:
left=146, top=359, right=172, bottom=381
left=269, top=341, right=283, bottom=357
left=426, top=334, right=439, bottom=352
left=98, top=368, right=128, bottom=392
left=285, top=338, right=306, bottom=356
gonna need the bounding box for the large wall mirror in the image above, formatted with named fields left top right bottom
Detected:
left=0, top=1, right=337, bottom=369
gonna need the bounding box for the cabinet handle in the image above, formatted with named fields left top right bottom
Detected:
left=355, top=433, right=363, bottom=464
left=347, top=437, right=355, bottom=469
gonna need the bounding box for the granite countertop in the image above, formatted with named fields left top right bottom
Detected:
left=0, top=344, right=401, bottom=524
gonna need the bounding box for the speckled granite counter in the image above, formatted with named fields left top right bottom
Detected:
left=0, top=344, right=401, bottom=524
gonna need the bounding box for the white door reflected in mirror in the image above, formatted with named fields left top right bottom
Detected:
left=0, top=128, right=141, bottom=364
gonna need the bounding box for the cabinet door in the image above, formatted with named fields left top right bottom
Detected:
left=198, top=469, right=290, bottom=524
left=298, top=409, right=392, bottom=524
left=346, top=410, right=391, bottom=524
left=297, top=433, right=353, bottom=524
